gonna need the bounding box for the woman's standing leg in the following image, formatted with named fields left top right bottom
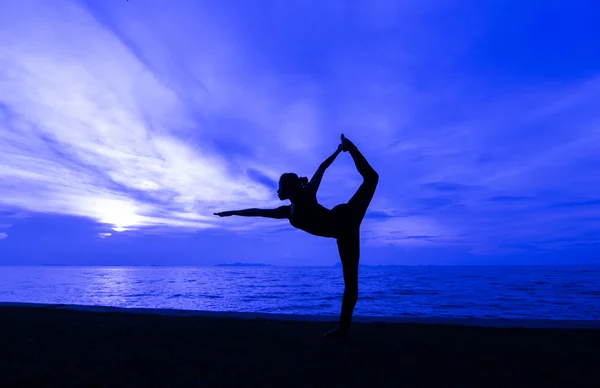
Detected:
left=339, top=232, right=360, bottom=332
left=324, top=230, right=360, bottom=338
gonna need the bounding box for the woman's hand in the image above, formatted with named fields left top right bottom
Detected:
left=340, top=134, right=354, bottom=152
left=214, top=211, right=233, bottom=217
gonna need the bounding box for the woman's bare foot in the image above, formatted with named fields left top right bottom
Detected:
left=322, top=327, right=349, bottom=339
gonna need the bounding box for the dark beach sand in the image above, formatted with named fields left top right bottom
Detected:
left=1, top=305, right=599, bottom=387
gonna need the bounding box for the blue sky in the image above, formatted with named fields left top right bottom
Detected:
left=1, top=0, right=599, bottom=265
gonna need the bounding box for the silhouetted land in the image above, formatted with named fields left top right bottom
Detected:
left=1, top=306, right=599, bottom=387
left=333, top=262, right=374, bottom=267
left=215, top=262, right=274, bottom=267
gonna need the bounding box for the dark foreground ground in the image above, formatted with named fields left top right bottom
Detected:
left=1, top=306, right=599, bottom=387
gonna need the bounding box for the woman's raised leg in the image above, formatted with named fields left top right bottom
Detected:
left=344, top=139, right=379, bottom=225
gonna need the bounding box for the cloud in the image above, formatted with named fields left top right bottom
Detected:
left=420, top=181, right=483, bottom=193
left=361, top=215, right=455, bottom=247
left=0, top=223, right=12, bottom=242
left=0, top=0, right=291, bottom=233
left=0, top=0, right=598, bottom=258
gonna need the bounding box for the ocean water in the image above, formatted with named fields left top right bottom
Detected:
left=0, top=266, right=598, bottom=320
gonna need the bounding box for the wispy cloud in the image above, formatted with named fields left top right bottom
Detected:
left=0, top=220, right=12, bottom=242
left=0, top=0, right=297, bottom=233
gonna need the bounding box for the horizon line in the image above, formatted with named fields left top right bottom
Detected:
left=1, top=263, right=599, bottom=267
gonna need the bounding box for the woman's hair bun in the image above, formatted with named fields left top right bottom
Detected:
left=299, top=176, right=309, bottom=186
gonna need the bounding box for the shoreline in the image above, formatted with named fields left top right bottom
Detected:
left=1, top=301, right=598, bottom=329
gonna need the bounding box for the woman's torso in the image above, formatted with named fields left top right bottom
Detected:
left=288, top=190, right=339, bottom=239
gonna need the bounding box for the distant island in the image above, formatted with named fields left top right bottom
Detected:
left=215, top=263, right=274, bottom=267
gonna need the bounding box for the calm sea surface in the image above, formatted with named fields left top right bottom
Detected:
left=0, top=266, right=598, bottom=320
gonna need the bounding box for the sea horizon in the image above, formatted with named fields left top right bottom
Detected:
left=2, top=263, right=599, bottom=267
left=1, top=265, right=598, bottom=321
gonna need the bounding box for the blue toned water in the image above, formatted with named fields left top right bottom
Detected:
left=0, top=266, right=598, bottom=320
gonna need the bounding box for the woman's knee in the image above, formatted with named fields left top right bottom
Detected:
left=360, top=170, right=379, bottom=187
left=367, top=170, right=379, bottom=183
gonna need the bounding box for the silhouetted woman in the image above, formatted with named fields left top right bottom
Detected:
left=215, top=135, right=379, bottom=338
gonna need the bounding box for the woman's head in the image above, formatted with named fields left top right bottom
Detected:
left=278, top=173, right=308, bottom=200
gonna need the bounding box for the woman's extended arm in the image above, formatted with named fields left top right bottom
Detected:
left=307, top=144, right=343, bottom=193
left=214, top=206, right=289, bottom=219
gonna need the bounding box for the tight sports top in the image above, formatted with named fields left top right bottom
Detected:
left=288, top=189, right=337, bottom=239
